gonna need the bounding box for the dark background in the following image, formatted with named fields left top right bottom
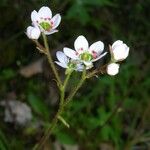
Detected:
left=0, top=0, right=149, bottom=149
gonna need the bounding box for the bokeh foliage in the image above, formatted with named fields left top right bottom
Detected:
left=0, top=0, right=149, bottom=149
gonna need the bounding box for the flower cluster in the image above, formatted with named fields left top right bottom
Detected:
left=26, top=6, right=130, bottom=76
left=106, top=40, right=129, bottom=76
left=56, top=35, right=107, bottom=72
left=26, top=6, right=61, bottom=39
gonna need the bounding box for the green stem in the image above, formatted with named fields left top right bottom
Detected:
left=64, top=68, right=86, bottom=106
left=63, top=71, right=72, bottom=90
left=33, top=91, right=65, bottom=150
left=33, top=104, right=64, bottom=150
left=33, top=69, right=72, bottom=150
left=42, top=33, right=62, bottom=87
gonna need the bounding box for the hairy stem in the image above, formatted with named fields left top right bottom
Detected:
left=42, top=33, right=62, bottom=87
left=86, top=64, right=107, bottom=78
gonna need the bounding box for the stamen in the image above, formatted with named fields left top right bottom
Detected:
left=92, top=50, right=97, bottom=59
left=76, top=52, right=79, bottom=55
left=80, top=53, right=93, bottom=61
left=39, top=22, right=52, bottom=31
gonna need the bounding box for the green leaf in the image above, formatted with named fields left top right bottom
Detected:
left=27, top=93, right=49, bottom=120
left=83, top=0, right=114, bottom=6
left=58, top=115, right=70, bottom=128
left=0, top=130, right=9, bottom=150
left=0, top=140, right=7, bottom=150
left=100, top=125, right=112, bottom=140
left=98, top=107, right=110, bottom=126
left=55, top=131, right=76, bottom=145
left=66, top=3, right=90, bottom=25
left=86, top=117, right=101, bottom=130
left=0, top=68, right=16, bottom=80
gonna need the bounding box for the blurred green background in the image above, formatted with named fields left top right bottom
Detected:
left=0, top=0, right=149, bottom=150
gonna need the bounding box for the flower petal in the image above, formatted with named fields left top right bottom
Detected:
left=44, top=29, right=58, bottom=35
left=38, top=6, right=52, bottom=18
left=89, top=41, right=104, bottom=55
left=31, top=10, right=40, bottom=24
left=112, top=40, right=123, bottom=49
left=26, top=26, right=33, bottom=34
left=51, top=14, right=61, bottom=29
left=56, top=51, right=69, bottom=64
left=74, top=35, right=89, bottom=51
left=92, top=52, right=107, bottom=62
left=113, top=44, right=129, bottom=60
left=76, top=64, right=84, bottom=71
left=125, top=46, right=130, bottom=57
left=111, top=40, right=129, bottom=61
left=83, top=61, right=93, bottom=67
left=107, top=63, right=120, bottom=76
left=55, top=61, right=67, bottom=68
left=63, top=47, right=78, bottom=59
left=26, top=26, right=41, bottom=39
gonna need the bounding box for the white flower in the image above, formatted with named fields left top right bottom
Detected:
left=107, top=63, right=120, bottom=76
left=55, top=51, right=84, bottom=71
left=31, top=6, right=61, bottom=35
left=111, top=40, right=129, bottom=61
left=63, top=35, right=107, bottom=68
left=26, top=26, right=41, bottom=39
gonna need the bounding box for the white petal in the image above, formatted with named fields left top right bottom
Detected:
left=86, top=65, right=93, bottom=70
left=83, top=61, right=93, bottom=67
left=74, top=35, right=89, bottom=51
left=51, top=14, right=61, bottom=29
left=92, top=52, right=107, bottom=62
left=26, top=26, right=41, bottom=39
left=26, top=26, right=33, bottom=35
left=125, top=47, right=130, bottom=57
left=31, top=10, right=40, bottom=23
left=38, top=6, right=52, bottom=18
left=63, top=47, right=78, bottom=59
left=56, top=51, right=68, bottom=64
left=107, top=63, right=119, bottom=76
left=113, top=44, right=129, bottom=60
left=55, top=61, right=67, bottom=68
left=44, top=29, right=58, bottom=35
left=76, top=64, right=84, bottom=71
left=89, top=41, right=104, bottom=54
left=112, top=40, right=123, bottom=49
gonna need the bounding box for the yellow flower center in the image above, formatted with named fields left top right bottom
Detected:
left=80, top=53, right=93, bottom=61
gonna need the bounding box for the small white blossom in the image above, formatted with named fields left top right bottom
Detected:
left=31, top=6, right=61, bottom=35
left=63, top=35, right=107, bottom=68
left=55, top=51, right=84, bottom=71
left=107, top=63, right=120, bottom=76
left=111, top=40, right=129, bottom=61
left=26, top=26, right=41, bottom=39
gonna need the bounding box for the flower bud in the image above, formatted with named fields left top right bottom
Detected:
left=26, top=26, right=41, bottom=40
left=111, top=40, right=129, bottom=61
left=107, top=63, right=119, bottom=76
